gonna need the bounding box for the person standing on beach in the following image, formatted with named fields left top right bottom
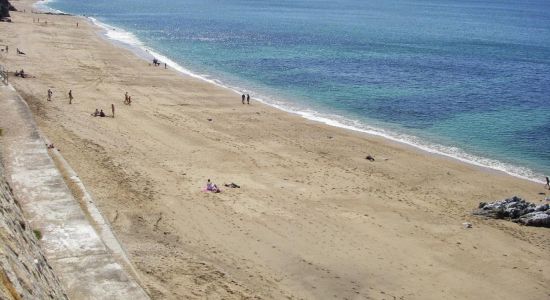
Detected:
left=47, top=89, right=52, bottom=101
left=164, top=63, right=167, bottom=69
left=111, top=104, right=115, bottom=118
left=546, top=176, right=550, bottom=190
left=242, top=94, right=245, bottom=104
left=68, top=90, right=73, bottom=104
left=246, top=94, right=250, bottom=105
left=124, top=91, right=128, bottom=104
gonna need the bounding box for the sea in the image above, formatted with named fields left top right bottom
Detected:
left=38, top=0, right=550, bottom=183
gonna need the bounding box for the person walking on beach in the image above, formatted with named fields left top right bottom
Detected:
left=546, top=176, right=550, bottom=190
left=124, top=91, right=128, bottom=104
left=68, top=90, right=73, bottom=104
left=246, top=94, right=250, bottom=105
left=242, top=94, right=245, bottom=104
left=47, top=89, right=52, bottom=101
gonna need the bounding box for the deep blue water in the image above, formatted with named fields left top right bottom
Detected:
left=44, top=0, right=550, bottom=181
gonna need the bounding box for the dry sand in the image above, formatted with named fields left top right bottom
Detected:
left=1, top=1, right=549, bottom=299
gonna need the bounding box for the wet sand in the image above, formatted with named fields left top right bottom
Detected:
left=1, top=1, right=549, bottom=299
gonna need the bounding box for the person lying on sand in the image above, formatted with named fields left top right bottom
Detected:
left=366, top=155, right=375, bottom=162
left=224, top=183, right=240, bottom=188
left=91, top=108, right=100, bottom=117
left=16, top=48, right=25, bottom=55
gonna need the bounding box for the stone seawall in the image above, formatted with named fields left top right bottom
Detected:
left=0, top=84, right=149, bottom=299
left=0, top=148, right=67, bottom=300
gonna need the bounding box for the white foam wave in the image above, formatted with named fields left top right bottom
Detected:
left=244, top=98, right=543, bottom=183
left=33, top=0, right=64, bottom=14
left=38, top=1, right=546, bottom=184
left=290, top=110, right=543, bottom=183
left=89, top=18, right=144, bottom=47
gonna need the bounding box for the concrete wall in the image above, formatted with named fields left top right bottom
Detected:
left=0, top=148, right=67, bottom=300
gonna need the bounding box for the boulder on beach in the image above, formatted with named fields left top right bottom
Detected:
left=474, top=196, right=550, bottom=228
left=0, top=0, right=16, bottom=20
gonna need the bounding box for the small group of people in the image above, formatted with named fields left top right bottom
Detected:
left=91, top=108, right=106, bottom=117
left=45, top=88, right=74, bottom=103
left=44, top=88, right=118, bottom=117
left=241, top=94, right=251, bottom=105
left=124, top=92, right=132, bottom=105
left=14, top=69, right=27, bottom=78
left=151, top=58, right=167, bottom=69
left=205, top=179, right=242, bottom=193
left=91, top=104, right=116, bottom=118
left=32, top=18, right=47, bottom=24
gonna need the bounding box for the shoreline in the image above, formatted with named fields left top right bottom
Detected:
left=2, top=1, right=549, bottom=299
left=40, top=1, right=545, bottom=185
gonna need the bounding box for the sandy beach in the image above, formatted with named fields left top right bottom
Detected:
left=1, top=1, right=549, bottom=299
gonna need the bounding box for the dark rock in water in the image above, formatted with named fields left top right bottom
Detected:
left=473, top=196, right=550, bottom=228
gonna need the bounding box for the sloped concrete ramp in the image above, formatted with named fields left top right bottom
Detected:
left=0, top=84, right=149, bottom=300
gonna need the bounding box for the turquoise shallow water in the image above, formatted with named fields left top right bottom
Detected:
left=43, top=0, right=550, bottom=181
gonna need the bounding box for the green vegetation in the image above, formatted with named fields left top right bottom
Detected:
left=33, top=229, right=42, bottom=240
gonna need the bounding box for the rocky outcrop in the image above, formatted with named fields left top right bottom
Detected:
left=0, top=151, right=67, bottom=299
left=0, top=0, right=16, bottom=20
left=474, top=196, right=550, bottom=228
